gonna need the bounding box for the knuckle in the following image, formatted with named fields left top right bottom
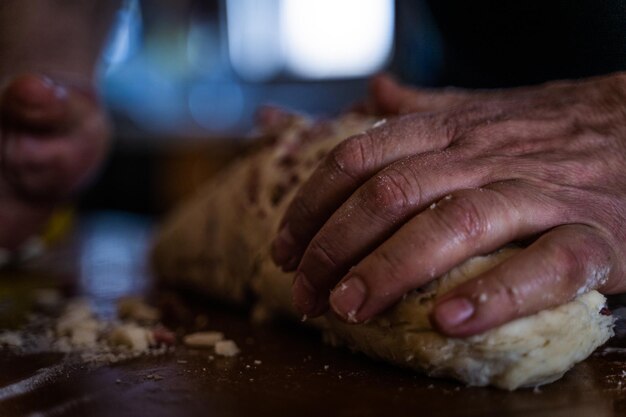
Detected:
left=307, top=236, right=343, bottom=272
left=487, top=275, right=523, bottom=314
left=365, top=249, right=407, bottom=292
left=435, top=194, right=488, bottom=243
left=360, top=168, right=420, bottom=222
left=290, top=191, right=316, bottom=221
left=328, top=133, right=373, bottom=181
left=545, top=241, right=582, bottom=277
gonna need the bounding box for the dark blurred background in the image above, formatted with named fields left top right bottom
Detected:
left=82, top=0, right=418, bottom=214
left=79, top=0, right=626, bottom=215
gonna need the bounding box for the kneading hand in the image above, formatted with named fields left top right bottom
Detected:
left=271, top=72, right=626, bottom=337
left=0, top=74, right=110, bottom=251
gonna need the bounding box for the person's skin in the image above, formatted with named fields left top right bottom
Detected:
left=272, top=72, right=626, bottom=337
left=0, top=0, right=119, bottom=251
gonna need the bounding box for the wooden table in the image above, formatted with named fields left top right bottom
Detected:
left=1, top=211, right=626, bottom=417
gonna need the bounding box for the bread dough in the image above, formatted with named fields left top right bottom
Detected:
left=325, top=248, right=613, bottom=389
left=152, top=114, right=614, bottom=390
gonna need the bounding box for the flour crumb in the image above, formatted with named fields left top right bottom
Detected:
left=347, top=310, right=358, bottom=323
left=372, top=118, right=387, bottom=128
left=108, top=324, right=154, bottom=352
left=117, top=297, right=160, bottom=323
left=183, top=331, right=224, bottom=348
left=215, top=340, right=240, bottom=357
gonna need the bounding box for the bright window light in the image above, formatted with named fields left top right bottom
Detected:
left=227, top=0, right=394, bottom=81
left=226, top=0, right=283, bottom=81
left=280, top=0, right=394, bottom=79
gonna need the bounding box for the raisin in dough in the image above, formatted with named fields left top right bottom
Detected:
left=152, top=114, right=614, bottom=390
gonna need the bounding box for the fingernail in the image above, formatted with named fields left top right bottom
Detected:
left=52, top=84, right=68, bottom=100
left=433, top=298, right=475, bottom=329
left=271, top=224, right=297, bottom=269
left=32, top=75, right=66, bottom=100
left=330, top=277, right=367, bottom=323
left=292, top=273, right=318, bottom=315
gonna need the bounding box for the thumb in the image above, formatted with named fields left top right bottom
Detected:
left=1, top=74, right=71, bottom=130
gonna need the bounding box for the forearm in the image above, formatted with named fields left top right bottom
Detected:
left=0, top=0, right=121, bottom=83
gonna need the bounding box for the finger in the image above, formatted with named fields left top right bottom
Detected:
left=293, top=152, right=491, bottom=316
left=271, top=112, right=454, bottom=270
left=325, top=183, right=560, bottom=322
left=3, top=117, right=108, bottom=200
left=255, top=105, right=301, bottom=132
left=369, top=74, right=472, bottom=114
left=2, top=79, right=107, bottom=199
left=430, top=224, right=614, bottom=337
left=1, top=74, right=70, bottom=129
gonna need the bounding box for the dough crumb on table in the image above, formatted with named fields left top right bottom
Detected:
left=117, top=296, right=161, bottom=323
left=215, top=340, right=240, bottom=357
left=0, top=294, right=174, bottom=365
left=183, top=331, right=224, bottom=348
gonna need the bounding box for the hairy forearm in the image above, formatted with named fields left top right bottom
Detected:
left=0, top=0, right=121, bottom=82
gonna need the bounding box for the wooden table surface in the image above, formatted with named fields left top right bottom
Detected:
left=2, top=211, right=626, bottom=417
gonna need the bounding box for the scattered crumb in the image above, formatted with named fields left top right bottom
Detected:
left=146, top=373, right=164, bottom=381
left=372, top=118, right=387, bottom=128
left=405, top=355, right=414, bottom=362
left=117, top=297, right=160, bottom=323
left=1, top=296, right=173, bottom=365
left=215, top=340, right=240, bottom=357
left=55, top=300, right=100, bottom=348
left=115, top=379, right=122, bottom=384
left=108, top=324, right=154, bottom=352
left=177, top=360, right=188, bottom=364
left=253, top=360, right=262, bottom=365
left=324, top=365, right=329, bottom=371
left=301, top=314, right=308, bottom=323
left=183, top=331, right=224, bottom=348
left=347, top=310, right=357, bottom=323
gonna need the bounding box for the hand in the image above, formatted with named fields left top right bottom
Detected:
left=271, top=72, right=626, bottom=337
left=0, top=74, right=110, bottom=251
